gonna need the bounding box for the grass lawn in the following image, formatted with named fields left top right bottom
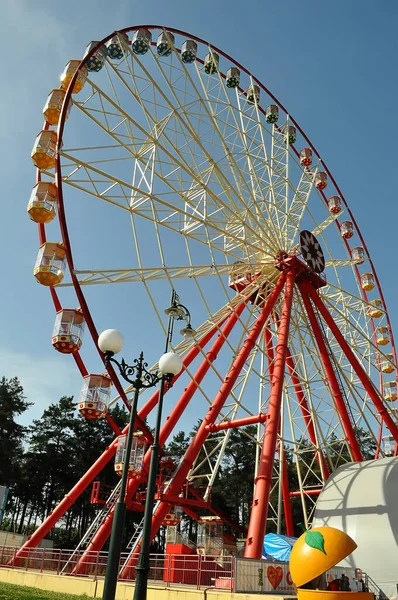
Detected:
left=0, top=582, right=96, bottom=600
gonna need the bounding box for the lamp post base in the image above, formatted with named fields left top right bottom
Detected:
left=102, top=501, right=127, bottom=600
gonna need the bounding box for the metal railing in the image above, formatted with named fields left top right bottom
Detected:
left=0, top=546, right=234, bottom=591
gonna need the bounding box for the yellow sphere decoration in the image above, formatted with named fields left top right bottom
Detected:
left=289, top=526, right=357, bottom=588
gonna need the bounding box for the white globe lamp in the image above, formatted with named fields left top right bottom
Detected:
left=158, top=352, right=183, bottom=376
left=98, top=329, right=125, bottom=355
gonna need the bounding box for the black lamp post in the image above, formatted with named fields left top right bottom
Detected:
left=99, top=290, right=195, bottom=600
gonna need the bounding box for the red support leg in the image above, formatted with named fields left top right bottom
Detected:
left=244, top=270, right=296, bottom=559
left=264, top=323, right=294, bottom=537
left=73, top=301, right=247, bottom=573
left=303, top=282, right=398, bottom=444
left=299, top=285, right=363, bottom=461
left=119, top=272, right=288, bottom=578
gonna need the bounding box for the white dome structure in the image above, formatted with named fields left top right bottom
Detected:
left=313, top=456, right=398, bottom=599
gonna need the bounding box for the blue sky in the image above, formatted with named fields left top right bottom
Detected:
left=1, top=0, right=398, bottom=430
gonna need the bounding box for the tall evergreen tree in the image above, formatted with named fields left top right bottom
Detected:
left=0, top=376, right=31, bottom=487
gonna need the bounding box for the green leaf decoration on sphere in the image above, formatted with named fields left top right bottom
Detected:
left=305, top=530, right=326, bottom=554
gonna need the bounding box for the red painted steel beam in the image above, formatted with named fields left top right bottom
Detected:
left=244, top=270, right=296, bottom=558
left=264, top=324, right=295, bottom=537
left=303, top=282, right=398, bottom=444
left=299, top=285, right=363, bottom=462
left=205, top=413, right=269, bottom=432
left=73, top=302, right=246, bottom=573
left=289, top=489, right=322, bottom=497
left=119, top=273, right=287, bottom=578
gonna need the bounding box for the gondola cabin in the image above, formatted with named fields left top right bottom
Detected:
left=114, top=432, right=147, bottom=477
left=181, top=39, right=197, bottom=63
left=352, top=246, right=365, bottom=265
left=34, top=242, right=66, bottom=286
left=380, top=353, right=395, bottom=374
left=27, top=181, right=57, bottom=224
left=60, top=60, right=87, bottom=94
left=368, top=299, right=383, bottom=318
left=341, top=221, right=354, bottom=239
left=132, top=29, right=151, bottom=55
left=78, top=373, right=111, bottom=419
left=84, top=41, right=108, bottom=72
left=106, top=33, right=129, bottom=60
left=314, top=172, right=328, bottom=190
left=204, top=51, right=219, bottom=74
left=376, top=326, right=390, bottom=346
left=156, top=31, right=175, bottom=57
left=265, top=105, right=279, bottom=124
left=162, top=507, right=182, bottom=527
left=383, top=381, right=397, bottom=402
left=43, top=88, right=71, bottom=126
left=52, top=308, right=85, bottom=354
left=284, top=125, right=297, bottom=144
left=246, top=84, right=260, bottom=105
left=31, top=130, right=58, bottom=171
left=328, top=195, right=342, bottom=215
left=228, top=262, right=253, bottom=292
left=226, top=67, right=240, bottom=88
left=383, top=435, right=395, bottom=456
left=196, top=516, right=223, bottom=556
left=361, top=272, right=375, bottom=291
left=300, top=148, right=313, bottom=167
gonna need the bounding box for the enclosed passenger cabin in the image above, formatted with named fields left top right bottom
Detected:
left=328, top=195, right=342, bottom=215
left=368, top=299, right=383, bottom=318
left=196, top=516, right=223, bottom=556
left=156, top=31, right=174, bottom=56
left=31, top=130, right=58, bottom=171
left=204, top=51, right=219, bottom=74
left=351, top=246, right=365, bottom=265
left=226, top=67, right=240, bottom=88
left=265, top=104, right=279, bottom=124
left=361, top=272, right=375, bottom=291
left=106, top=33, right=129, bottom=60
left=60, top=60, right=87, bottom=94
left=341, top=220, right=354, bottom=239
left=383, top=435, right=395, bottom=456
left=52, top=308, right=85, bottom=354
left=84, top=41, right=108, bottom=72
left=300, top=148, right=313, bottom=167
left=314, top=172, right=328, bottom=190
left=43, top=88, right=72, bottom=126
left=114, top=432, right=147, bottom=477
left=34, top=242, right=66, bottom=286
left=132, top=29, right=151, bottom=55
left=380, top=353, right=395, bottom=374
left=162, top=507, right=182, bottom=527
left=376, top=326, right=390, bottom=346
left=27, top=181, right=57, bottom=224
left=246, top=84, right=260, bottom=105
left=78, top=373, right=111, bottom=419
left=283, top=125, right=297, bottom=144
left=228, top=262, right=253, bottom=292
left=181, top=39, right=197, bottom=63
left=383, top=381, right=397, bottom=402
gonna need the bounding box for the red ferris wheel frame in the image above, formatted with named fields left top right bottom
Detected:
left=13, top=26, right=398, bottom=569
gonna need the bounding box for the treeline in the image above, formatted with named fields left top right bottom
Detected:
left=0, top=376, right=376, bottom=549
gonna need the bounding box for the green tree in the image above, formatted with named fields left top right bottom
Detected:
left=0, top=376, right=31, bottom=487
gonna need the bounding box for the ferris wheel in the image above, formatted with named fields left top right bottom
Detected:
left=22, top=25, right=398, bottom=567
